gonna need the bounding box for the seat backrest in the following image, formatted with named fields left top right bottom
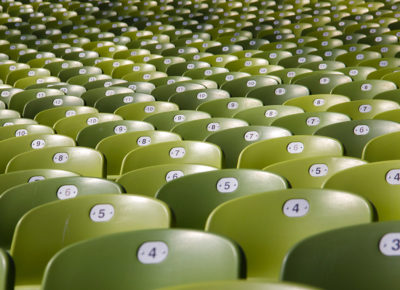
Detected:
left=11, top=194, right=171, bottom=286
left=0, top=176, right=124, bottom=249
left=114, top=101, right=179, bottom=121
left=283, top=94, right=350, bottom=112
left=246, top=84, right=310, bottom=105
left=34, top=106, right=98, bottom=127
left=0, top=124, right=54, bottom=142
left=143, top=110, right=211, bottom=131
left=81, top=86, right=134, bottom=106
left=315, top=119, right=400, bottom=157
left=362, top=131, right=400, bottom=162
left=6, top=146, right=105, bottom=177
left=206, top=188, right=373, bottom=279
left=196, top=97, right=263, bottom=118
left=237, top=135, right=343, bottom=169
left=157, top=169, right=288, bottom=229
left=281, top=221, right=400, bottom=290
left=93, top=92, right=155, bottom=113
left=168, top=88, right=230, bottom=110
left=121, top=140, right=222, bottom=173
left=220, top=75, right=279, bottom=98
left=331, top=79, right=397, bottom=100
left=0, top=249, right=13, bottom=290
left=41, top=229, right=244, bottom=290
left=234, top=105, right=304, bottom=126
left=293, top=72, right=352, bottom=94
left=8, top=88, right=64, bottom=114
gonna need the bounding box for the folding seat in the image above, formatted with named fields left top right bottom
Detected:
left=0, top=176, right=125, bottom=249
left=331, top=79, right=397, bottom=100
left=362, top=131, right=400, bottom=162
left=143, top=110, right=210, bottom=131
left=121, top=140, right=222, bottom=173
left=111, top=63, right=157, bottom=79
left=336, top=66, right=377, bottom=81
left=246, top=83, right=309, bottom=105
left=41, top=228, right=243, bottom=290
left=315, top=119, right=400, bottom=157
left=94, top=59, right=134, bottom=76
left=0, top=117, right=36, bottom=127
left=11, top=194, right=171, bottom=289
left=196, top=97, right=263, bottom=118
left=299, top=60, right=346, bottom=71
left=114, top=101, right=178, bottom=121
left=81, top=86, right=134, bottom=107
left=168, top=88, right=230, bottom=109
left=6, top=146, right=105, bottom=177
left=14, top=75, right=61, bottom=89
left=367, top=67, right=400, bottom=80
left=0, top=123, right=53, bottom=142
left=327, top=99, right=399, bottom=120
left=293, top=72, right=352, bottom=94
left=5, top=67, right=51, bottom=86
left=121, top=71, right=168, bottom=82
left=374, top=88, right=400, bottom=104
left=220, top=75, right=280, bottom=98
left=94, top=92, right=155, bottom=113
left=358, top=57, right=400, bottom=70
left=282, top=221, right=400, bottom=290
left=206, top=188, right=372, bottom=279
left=67, top=74, right=112, bottom=86
left=264, top=68, right=310, bottom=85
left=53, top=112, right=123, bottom=140
left=34, top=106, right=98, bottom=127
left=0, top=109, right=19, bottom=120
left=57, top=66, right=103, bottom=83
left=158, top=169, right=287, bottom=229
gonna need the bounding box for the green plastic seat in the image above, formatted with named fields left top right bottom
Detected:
left=0, top=62, right=29, bottom=83
left=10, top=194, right=171, bottom=288
left=168, top=88, right=230, bottom=110
left=76, top=120, right=155, bottom=148
left=196, top=97, right=263, bottom=118
left=327, top=99, right=400, bottom=120
left=0, top=249, right=13, bottom=290
left=277, top=54, right=324, bottom=68
left=315, top=119, right=400, bottom=157
left=6, top=146, right=105, bottom=178
left=282, top=221, right=400, bottom=290
left=237, top=135, right=343, bottom=169
left=8, top=88, right=64, bottom=114
left=205, top=71, right=250, bottom=88
left=121, top=140, right=222, bottom=173
left=362, top=131, right=400, bottom=162
left=271, top=111, right=351, bottom=135
left=143, top=110, right=211, bottom=131
left=34, top=106, right=98, bottom=127
left=0, top=109, right=19, bottom=119
left=41, top=228, right=243, bottom=290
left=96, top=130, right=181, bottom=179
left=336, top=66, right=377, bottom=81
left=323, top=160, right=400, bottom=221
left=114, top=101, right=179, bottom=121
left=53, top=113, right=123, bottom=140
left=293, top=72, right=352, bottom=94
left=47, top=83, right=86, bottom=97
left=358, top=57, right=400, bottom=69
left=0, top=124, right=53, bottom=142
left=220, top=75, right=280, bottom=98
left=83, top=78, right=126, bottom=90
left=0, top=87, right=23, bottom=107
left=23, top=95, right=85, bottom=119
left=0, top=176, right=124, bottom=249
left=157, top=169, right=288, bottom=229
left=81, top=86, right=134, bottom=107
left=331, top=79, right=398, bottom=100
left=206, top=188, right=373, bottom=279
left=14, top=76, right=61, bottom=89
left=0, top=133, right=75, bottom=173
left=246, top=84, right=309, bottom=105
left=335, top=51, right=382, bottom=66
left=94, top=92, right=155, bottom=113
left=224, top=58, right=269, bottom=72
left=283, top=94, right=350, bottom=112
left=158, top=280, right=321, bottom=290
left=266, top=68, right=312, bottom=84
left=171, top=117, right=248, bottom=141
left=111, top=63, right=157, bottom=79
left=67, top=74, right=112, bottom=86
left=151, top=82, right=205, bottom=102
left=5, top=68, right=51, bottom=86
left=263, top=156, right=366, bottom=188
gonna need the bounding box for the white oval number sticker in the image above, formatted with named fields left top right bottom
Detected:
left=169, top=147, right=185, bottom=158
left=244, top=131, right=260, bottom=141
left=15, top=129, right=28, bottom=137
left=28, top=176, right=45, bottom=182
left=287, top=142, right=304, bottom=153
left=354, top=125, right=369, bottom=135
left=217, top=177, right=239, bottom=193
left=53, top=153, right=69, bottom=163
left=283, top=199, right=310, bottom=217
left=165, top=170, right=184, bottom=182
left=386, top=169, right=400, bottom=185
left=57, top=185, right=78, bottom=200
left=379, top=233, right=400, bottom=256
left=309, top=164, right=329, bottom=177
left=90, top=204, right=114, bottom=222
left=137, top=136, right=151, bottom=146
left=207, top=122, right=220, bottom=132
left=306, top=117, right=320, bottom=126
left=31, top=139, right=46, bottom=149
left=114, top=125, right=127, bottom=134
left=137, top=241, right=168, bottom=264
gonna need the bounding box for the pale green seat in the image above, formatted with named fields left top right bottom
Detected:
left=114, top=101, right=179, bottom=121
left=233, top=105, right=304, bottom=126
left=0, top=87, right=23, bottom=107
left=206, top=125, right=292, bottom=168
left=53, top=113, right=123, bottom=140
left=315, top=119, right=400, bottom=157
left=93, top=92, right=155, bottom=113
left=34, top=106, right=98, bottom=127
left=45, top=83, right=86, bottom=97
left=0, top=176, right=124, bottom=249
left=83, top=79, right=126, bottom=91
left=6, top=146, right=105, bottom=178
left=196, top=98, right=263, bottom=118
left=76, top=120, right=154, bottom=148
left=238, top=135, right=343, bottom=169
left=0, top=124, right=53, bottom=142
left=281, top=221, right=400, bottom=290
left=81, top=86, right=134, bottom=107
left=271, top=112, right=351, bottom=135
left=157, top=169, right=288, bottom=229
left=0, top=169, right=78, bottom=196
left=336, top=66, right=377, bottom=81
left=263, top=156, right=367, bottom=188
left=150, top=82, right=205, bottom=102
left=206, top=188, right=373, bottom=279
left=169, top=88, right=230, bottom=110
left=327, top=99, right=400, bottom=120
left=14, top=76, right=61, bottom=89
left=117, top=164, right=217, bottom=197
left=283, top=94, right=351, bottom=112
left=220, top=75, right=280, bottom=98
left=205, top=71, right=251, bottom=87
left=172, top=118, right=248, bottom=141
left=121, top=140, right=222, bottom=173
left=143, top=110, right=211, bottom=131
left=323, top=160, right=400, bottom=221
left=41, top=229, right=243, bottom=290
left=362, top=131, right=400, bottom=162
left=10, top=194, right=171, bottom=288
left=267, top=68, right=312, bottom=84
left=0, top=249, right=13, bottom=290
left=0, top=109, right=20, bottom=119
left=373, top=109, right=400, bottom=122
left=96, top=130, right=181, bottom=179
left=331, top=79, right=398, bottom=100
left=0, top=134, right=75, bottom=173
left=335, top=50, right=382, bottom=66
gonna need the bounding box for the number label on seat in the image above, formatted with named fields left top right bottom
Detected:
left=287, top=142, right=304, bottom=153
left=265, top=109, right=278, bottom=118
left=283, top=199, right=310, bottom=217
left=379, top=233, right=400, bottom=256
left=306, top=117, right=320, bottom=126
left=309, top=164, right=328, bottom=177
left=169, top=147, right=185, bottom=158
left=137, top=136, right=151, bottom=146
left=359, top=105, right=372, bottom=113
left=31, top=139, right=46, bottom=149
left=313, top=98, right=325, bottom=107
left=244, top=131, right=259, bottom=141
left=90, top=204, right=114, bottom=222
left=165, top=170, right=184, bottom=182
left=353, top=125, right=369, bottom=135
left=15, top=129, right=28, bottom=137
left=28, top=176, right=45, bottom=182
left=207, top=122, right=220, bottom=131
left=137, top=241, right=168, bottom=264
left=53, top=153, right=69, bottom=163
left=386, top=169, right=400, bottom=185
left=217, top=177, right=239, bottom=193
left=57, top=185, right=78, bottom=200
left=114, top=125, right=127, bottom=134
left=173, top=114, right=185, bottom=123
